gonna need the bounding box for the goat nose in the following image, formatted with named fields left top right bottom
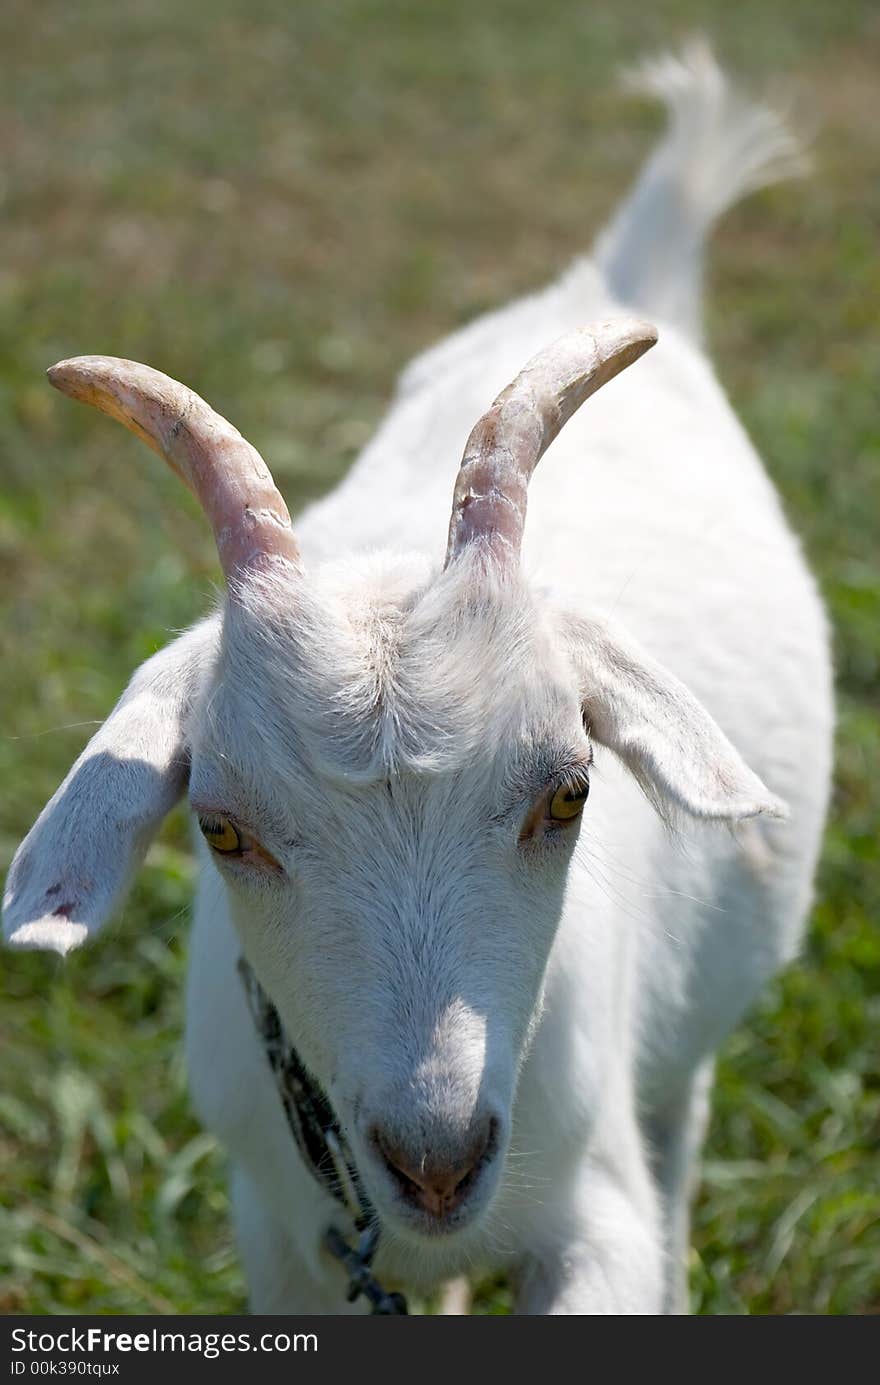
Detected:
left=373, top=1118, right=496, bottom=1219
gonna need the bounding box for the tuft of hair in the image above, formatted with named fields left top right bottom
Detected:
left=218, top=550, right=571, bottom=786
left=593, top=38, right=810, bottom=340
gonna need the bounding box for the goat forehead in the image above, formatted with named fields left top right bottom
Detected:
left=209, top=553, right=580, bottom=781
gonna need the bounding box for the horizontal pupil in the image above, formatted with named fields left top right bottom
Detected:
left=548, top=779, right=589, bottom=822
left=199, top=816, right=239, bottom=849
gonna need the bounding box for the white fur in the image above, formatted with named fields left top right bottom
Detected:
left=3, top=46, right=832, bottom=1315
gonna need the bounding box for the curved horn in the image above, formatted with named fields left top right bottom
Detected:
left=444, top=318, right=657, bottom=568
left=47, top=356, right=300, bottom=581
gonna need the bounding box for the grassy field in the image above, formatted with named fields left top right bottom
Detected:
left=1, top=0, right=877, bottom=1315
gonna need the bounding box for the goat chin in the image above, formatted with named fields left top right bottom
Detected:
left=5, top=41, right=831, bottom=1316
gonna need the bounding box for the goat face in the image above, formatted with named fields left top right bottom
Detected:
left=188, top=554, right=588, bottom=1240
left=183, top=546, right=785, bottom=1243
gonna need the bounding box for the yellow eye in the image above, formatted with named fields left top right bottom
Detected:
left=198, top=814, right=242, bottom=853
left=548, top=781, right=589, bottom=822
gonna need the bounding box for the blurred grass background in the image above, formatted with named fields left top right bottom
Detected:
left=1, top=0, right=878, bottom=1315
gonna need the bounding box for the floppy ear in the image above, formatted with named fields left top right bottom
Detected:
left=561, top=612, right=788, bottom=821
left=3, top=620, right=218, bottom=955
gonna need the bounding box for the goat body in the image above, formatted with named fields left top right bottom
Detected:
left=4, top=46, right=832, bottom=1314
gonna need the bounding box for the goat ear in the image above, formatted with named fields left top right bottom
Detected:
left=562, top=613, right=788, bottom=822
left=3, top=621, right=217, bottom=956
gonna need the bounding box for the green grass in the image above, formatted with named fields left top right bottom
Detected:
left=1, top=0, right=878, bottom=1316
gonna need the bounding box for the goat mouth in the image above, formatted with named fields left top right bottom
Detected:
left=378, top=1184, right=493, bottom=1242
left=364, top=1119, right=501, bottom=1239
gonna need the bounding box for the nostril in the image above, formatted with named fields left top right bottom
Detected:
left=370, top=1115, right=499, bottom=1219
left=482, top=1115, right=500, bottom=1163
left=371, top=1129, right=432, bottom=1202
left=453, top=1115, right=497, bottom=1196
left=372, top=1132, right=416, bottom=1192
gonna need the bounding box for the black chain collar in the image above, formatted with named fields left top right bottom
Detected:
left=237, top=957, right=408, bottom=1315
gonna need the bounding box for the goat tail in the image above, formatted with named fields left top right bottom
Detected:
left=593, top=38, right=809, bottom=340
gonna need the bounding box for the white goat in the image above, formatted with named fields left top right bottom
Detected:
left=4, top=45, right=832, bottom=1315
